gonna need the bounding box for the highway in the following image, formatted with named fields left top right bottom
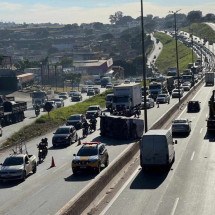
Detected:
left=99, top=84, right=215, bottom=215
left=0, top=88, right=191, bottom=215
left=0, top=86, right=105, bottom=146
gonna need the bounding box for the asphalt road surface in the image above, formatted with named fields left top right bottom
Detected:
left=100, top=84, right=215, bottom=215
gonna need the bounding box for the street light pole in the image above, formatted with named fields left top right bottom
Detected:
left=170, top=9, right=181, bottom=103
left=140, top=0, right=148, bottom=133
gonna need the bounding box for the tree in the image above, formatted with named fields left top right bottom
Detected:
left=187, top=10, right=202, bottom=23
left=109, top=11, right=123, bottom=24
left=204, top=13, right=215, bottom=22
left=60, top=57, right=73, bottom=68
left=116, top=16, right=134, bottom=25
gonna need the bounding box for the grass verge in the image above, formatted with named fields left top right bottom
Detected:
left=182, top=23, right=215, bottom=44
left=3, top=90, right=111, bottom=148
left=154, top=32, right=197, bottom=74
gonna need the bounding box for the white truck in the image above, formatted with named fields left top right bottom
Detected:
left=205, top=72, right=214, bottom=86
left=112, top=83, right=142, bottom=116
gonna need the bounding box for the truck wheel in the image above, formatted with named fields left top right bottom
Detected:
left=33, top=165, right=37, bottom=174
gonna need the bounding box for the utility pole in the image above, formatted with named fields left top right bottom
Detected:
left=141, top=0, right=148, bottom=133
left=170, top=9, right=181, bottom=103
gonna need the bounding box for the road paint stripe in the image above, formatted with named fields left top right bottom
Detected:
left=171, top=197, right=179, bottom=215
left=200, top=128, right=203, bottom=133
left=190, top=151, right=195, bottom=161
left=99, top=167, right=140, bottom=215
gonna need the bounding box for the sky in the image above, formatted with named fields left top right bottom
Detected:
left=0, top=0, right=215, bottom=24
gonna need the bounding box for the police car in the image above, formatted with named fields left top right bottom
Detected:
left=72, top=142, right=109, bottom=174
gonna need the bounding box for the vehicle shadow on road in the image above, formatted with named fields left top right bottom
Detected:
left=91, top=136, right=132, bottom=146
left=130, top=169, right=169, bottom=190
left=204, top=132, right=215, bottom=142
left=0, top=180, right=22, bottom=189
left=172, top=133, right=190, bottom=138
left=64, top=173, right=95, bottom=182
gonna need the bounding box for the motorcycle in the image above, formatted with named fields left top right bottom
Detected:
left=89, top=122, right=97, bottom=132
left=35, top=108, right=40, bottom=117
left=37, top=138, right=48, bottom=163
left=82, top=126, right=89, bottom=138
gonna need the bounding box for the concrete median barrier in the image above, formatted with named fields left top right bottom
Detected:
left=57, top=78, right=204, bottom=215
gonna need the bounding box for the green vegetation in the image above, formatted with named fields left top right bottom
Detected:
left=182, top=23, right=215, bottom=44
left=3, top=91, right=112, bottom=148
left=154, top=32, right=197, bottom=74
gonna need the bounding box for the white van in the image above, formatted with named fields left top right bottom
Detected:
left=140, top=129, right=176, bottom=170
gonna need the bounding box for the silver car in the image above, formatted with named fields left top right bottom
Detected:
left=53, top=98, right=64, bottom=108
left=172, top=118, right=191, bottom=135
left=156, top=93, right=170, bottom=104
left=141, top=97, right=154, bottom=109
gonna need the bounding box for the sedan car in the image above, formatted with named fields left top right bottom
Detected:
left=172, top=118, right=191, bottom=135
left=87, top=89, right=96, bottom=96
left=72, top=142, right=109, bottom=174
left=53, top=98, right=64, bottom=108
left=66, top=114, right=86, bottom=129
left=43, top=100, right=57, bottom=111
left=86, top=105, right=102, bottom=119
left=69, top=90, right=78, bottom=97
left=141, top=97, right=154, bottom=109
left=181, top=82, right=191, bottom=91
left=71, top=92, right=82, bottom=102
left=93, top=87, right=100, bottom=94
left=106, top=83, right=113, bottom=89
left=156, top=93, right=170, bottom=104
left=81, top=87, right=88, bottom=93
left=58, top=92, right=69, bottom=100
left=52, top=126, right=78, bottom=147
left=187, top=101, right=201, bottom=112
left=172, top=89, right=183, bottom=98
left=124, top=79, right=130, bottom=84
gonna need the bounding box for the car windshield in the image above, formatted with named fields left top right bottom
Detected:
left=59, top=93, right=67, bottom=95
left=158, top=95, right=166, bottom=98
left=173, top=119, right=187, bottom=123
left=88, top=106, right=98, bottom=111
left=77, top=147, right=98, bottom=156
left=3, top=157, right=23, bottom=166
left=73, top=92, right=80, bottom=96
left=54, top=99, right=61, bottom=102
left=55, top=127, right=70, bottom=134
left=68, top=115, right=81, bottom=120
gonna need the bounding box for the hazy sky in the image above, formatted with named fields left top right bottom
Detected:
left=0, top=0, right=215, bottom=24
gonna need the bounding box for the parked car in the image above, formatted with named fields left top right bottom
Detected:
left=72, top=142, right=109, bottom=174
left=187, top=101, right=201, bottom=112
left=53, top=98, right=64, bottom=108
left=181, top=82, right=191, bottom=91
left=141, top=97, right=154, bottom=109
left=52, top=126, right=78, bottom=147
left=71, top=92, right=83, bottom=102
left=87, top=89, right=96, bottom=96
left=58, top=92, right=69, bottom=100
left=172, top=118, right=191, bottom=135
left=93, top=87, right=100, bottom=94
left=66, top=114, right=86, bottom=129
left=172, top=89, right=183, bottom=98
left=156, top=93, right=170, bottom=104
left=86, top=105, right=102, bottom=119
left=124, top=79, right=130, bottom=84
left=135, top=78, right=142, bottom=83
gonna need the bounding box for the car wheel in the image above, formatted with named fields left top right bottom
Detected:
left=22, top=171, right=26, bottom=181
left=75, top=134, right=78, bottom=142
left=32, top=165, right=37, bottom=174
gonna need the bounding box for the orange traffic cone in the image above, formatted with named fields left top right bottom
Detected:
left=50, top=156, right=56, bottom=168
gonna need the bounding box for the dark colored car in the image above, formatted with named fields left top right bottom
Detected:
left=66, top=114, right=86, bottom=129
left=86, top=105, right=102, bottom=119
left=72, top=142, right=109, bottom=174
left=187, top=101, right=201, bottom=112
left=71, top=92, right=82, bottom=102
left=52, top=126, right=78, bottom=147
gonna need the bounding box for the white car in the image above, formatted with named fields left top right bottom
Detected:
left=172, top=118, right=191, bottom=135
left=53, top=98, right=64, bottom=108
left=58, top=92, right=69, bottom=100
left=141, top=97, right=154, bottom=109
left=181, top=82, right=191, bottom=91
left=156, top=93, right=170, bottom=104
left=172, top=89, right=183, bottom=98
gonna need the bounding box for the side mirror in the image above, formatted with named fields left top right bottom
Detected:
left=174, top=140, right=178, bottom=144
left=73, top=154, right=76, bottom=156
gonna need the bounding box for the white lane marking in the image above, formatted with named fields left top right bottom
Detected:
left=171, top=197, right=179, bottom=215
left=99, top=167, right=140, bottom=215
left=200, top=128, right=203, bottom=133
left=190, top=151, right=195, bottom=161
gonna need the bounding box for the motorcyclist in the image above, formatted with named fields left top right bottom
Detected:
left=82, top=120, right=89, bottom=137
left=34, top=104, right=40, bottom=116
left=89, top=115, right=97, bottom=132
left=38, top=138, right=48, bottom=159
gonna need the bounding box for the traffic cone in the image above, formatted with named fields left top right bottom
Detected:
left=50, top=156, right=56, bottom=168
